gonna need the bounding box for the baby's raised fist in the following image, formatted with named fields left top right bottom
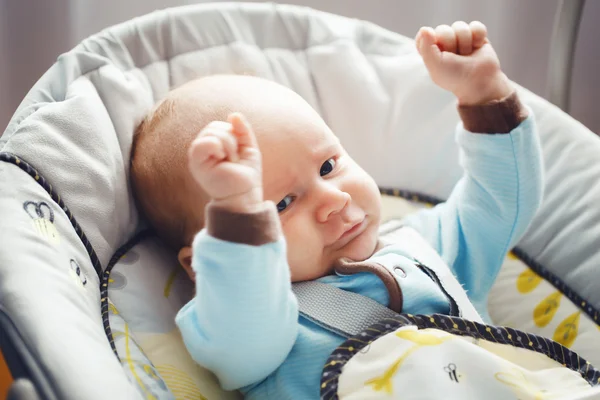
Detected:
left=415, top=21, right=512, bottom=105
left=188, top=113, right=264, bottom=213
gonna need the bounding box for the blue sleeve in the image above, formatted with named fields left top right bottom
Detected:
left=403, top=115, right=543, bottom=316
left=175, top=231, right=298, bottom=390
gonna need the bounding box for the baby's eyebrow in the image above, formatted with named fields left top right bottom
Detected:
left=265, top=173, right=296, bottom=200
left=312, top=142, right=339, bottom=161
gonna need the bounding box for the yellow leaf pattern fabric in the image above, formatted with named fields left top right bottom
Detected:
left=495, top=368, right=548, bottom=400
left=553, top=312, right=581, bottom=349
left=517, top=268, right=543, bottom=294
left=164, top=266, right=179, bottom=298
left=490, top=250, right=600, bottom=368
left=366, top=331, right=454, bottom=394
left=533, top=291, right=561, bottom=328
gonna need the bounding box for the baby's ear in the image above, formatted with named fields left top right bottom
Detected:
left=177, top=246, right=195, bottom=282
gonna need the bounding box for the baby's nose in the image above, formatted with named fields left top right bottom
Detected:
left=316, top=188, right=351, bottom=223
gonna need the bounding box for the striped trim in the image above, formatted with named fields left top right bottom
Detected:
left=102, top=230, right=154, bottom=360
left=321, top=313, right=600, bottom=399
left=1, top=152, right=103, bottom=280
left=379, top=187, right=600, bottom=327
left=379, top=187, right=442, bottom=206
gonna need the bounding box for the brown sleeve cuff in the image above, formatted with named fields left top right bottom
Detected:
left=206, top=201, right=281, bottom=245
left=458, top=91, right=528, bottom=134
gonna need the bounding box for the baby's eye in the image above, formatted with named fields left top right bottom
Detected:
left=276, top=195, right=294, bottom=213
left=320, top=158, right=336, bottom=176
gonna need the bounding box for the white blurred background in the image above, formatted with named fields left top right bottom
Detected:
left=0, top=0, right=598, bottom=133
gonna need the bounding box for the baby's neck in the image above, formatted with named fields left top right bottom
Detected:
left=373, top=238, right=386, bottom=254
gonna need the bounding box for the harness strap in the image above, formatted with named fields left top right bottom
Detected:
left=292, top=281, right=399, bottom=338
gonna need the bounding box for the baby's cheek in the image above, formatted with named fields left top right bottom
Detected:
left=287, top=248, right=323, bottom=282
left=346, top=170, right=381, bottom=208
left=282, top=219, right=324, bottom=281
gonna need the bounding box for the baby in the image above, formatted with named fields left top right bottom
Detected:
left=131, top=22, right=542, bottom=399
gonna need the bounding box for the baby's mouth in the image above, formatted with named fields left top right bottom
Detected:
left=332, top=217, right=367, bottom=250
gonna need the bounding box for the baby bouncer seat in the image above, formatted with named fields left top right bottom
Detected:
left=1, top=2, right=600, bottom=399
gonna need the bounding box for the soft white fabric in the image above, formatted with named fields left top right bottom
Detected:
left=336, top=325, right=600, bottom=399
left=1, top=3, right=600, bottom=398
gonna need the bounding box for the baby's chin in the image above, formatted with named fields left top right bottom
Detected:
left=290, top=224, right=380, bottom=282
left=338, top=223, right=379, bottom=262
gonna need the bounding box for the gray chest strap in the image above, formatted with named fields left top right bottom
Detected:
left=292, top=281, right=399, bottom=338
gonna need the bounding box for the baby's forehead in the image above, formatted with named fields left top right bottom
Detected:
left=260, top=128, right=343, bottom=184
left=168, top=75, right=340, bottom=154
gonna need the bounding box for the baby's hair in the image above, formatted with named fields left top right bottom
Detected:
left=130, top=74, right=286, bottom=250
left=130, top=95, right=192, bottom=251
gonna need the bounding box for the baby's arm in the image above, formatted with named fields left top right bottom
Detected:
left=404, top=23, right=544, bottom=316
left=175, top=114, right=298, bottom=390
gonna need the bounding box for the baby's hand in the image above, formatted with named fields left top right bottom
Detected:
left=188, top=113, right=264, bottom=213
left=415, top=21, right=513, bottom=105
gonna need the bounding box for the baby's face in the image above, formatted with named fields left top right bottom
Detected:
left=253, top=98, right=382, bottom=281
left=171, top=75, right=382, bottom=281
